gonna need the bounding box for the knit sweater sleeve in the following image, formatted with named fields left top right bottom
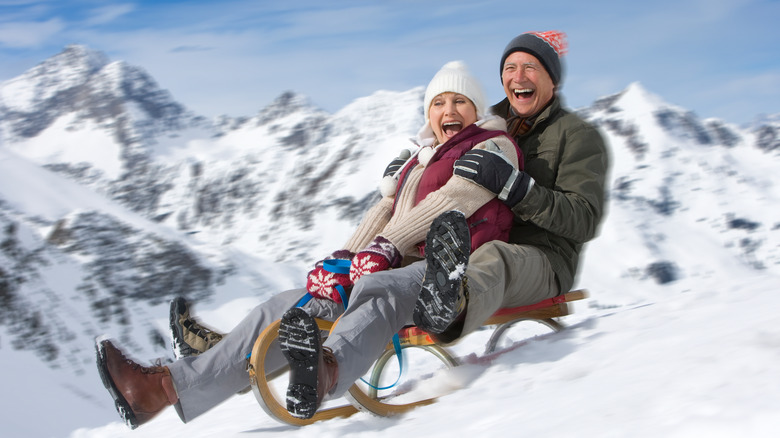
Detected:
left=380, top=134, right=520, bottom=255
left=341, top=195, right=394, bottom=253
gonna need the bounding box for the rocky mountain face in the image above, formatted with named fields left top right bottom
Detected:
left=576, top=83, right=779, bottom=297
left=0, top=46, right=778, bottom=377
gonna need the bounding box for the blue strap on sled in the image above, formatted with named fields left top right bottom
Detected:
left=295, top=292, right=313, bottom=308
left=320, top=259, right=404, bottom=391
left=322, top=259, right=351, bottom=308
left=294, top=286, right=348, bottom=308
left=366, top=333, right=404, bottom=391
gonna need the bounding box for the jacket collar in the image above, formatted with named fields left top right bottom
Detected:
left=490, top=95, right=562, bottom=134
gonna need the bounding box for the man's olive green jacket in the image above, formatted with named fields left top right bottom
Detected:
left=491, top=97, right=609, bottom=292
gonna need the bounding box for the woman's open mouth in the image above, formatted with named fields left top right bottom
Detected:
left=442, top=121, right=463, bottom=137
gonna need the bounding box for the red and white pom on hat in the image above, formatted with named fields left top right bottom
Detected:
left=526, top=31, right=568, bottom=56
left=500, top=30, right=569, bottom=85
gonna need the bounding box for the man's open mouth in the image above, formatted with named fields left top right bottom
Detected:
left=513, top=88, right=534, bottom=99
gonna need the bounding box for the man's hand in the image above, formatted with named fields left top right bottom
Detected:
left=383, top=149, right=412, bottom=178
left=380, top=149, right=412, bottom=197
left=454, top=148, right=532, bottom=208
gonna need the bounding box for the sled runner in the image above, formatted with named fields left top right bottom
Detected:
left=246, top=289, right=588, bottom=426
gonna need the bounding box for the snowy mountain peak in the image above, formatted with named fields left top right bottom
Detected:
left=30, top=44, right=110, bottom=84
left=0, top=45, right=195, bottom=182
left=253, top=90, right=319, bottom=125
left=55, top=44, right=110, bottom=74
left=0, top=45, right=108, bottom=111
left=268, top=90, right=311, bottom=111
left=0, top=45, right=186, bottom=126
left=603, top=82, right=681, bottom=118
left=622, top=81, right=657, bottom=100
left=581, top=80, right=767, bottom=163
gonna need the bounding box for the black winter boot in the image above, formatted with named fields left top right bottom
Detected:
left=279, top=307, right=339, bottom=419
left=169, top=297, right=224, bottom=359
left=413, top=210, right=471, bottom=336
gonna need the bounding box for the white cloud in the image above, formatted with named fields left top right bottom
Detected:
left=0, top=18, right=63, bottom=48
left=83, top=3, right=135, bottom=26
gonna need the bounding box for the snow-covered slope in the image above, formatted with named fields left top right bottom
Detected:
left=0, top=47, right=778, bottom=438
left=70, top=275, right=780, bottom=438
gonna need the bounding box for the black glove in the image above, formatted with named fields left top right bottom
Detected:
left=382, top=149, right=412, bottom=178
left=453, top=148, right=532, bottom=208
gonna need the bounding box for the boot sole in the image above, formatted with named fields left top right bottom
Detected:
left=278, top=307, right=321, bottom=419
left=413, top=210, right=471, bottom=334
left=95, top=339, right=139, bottom=429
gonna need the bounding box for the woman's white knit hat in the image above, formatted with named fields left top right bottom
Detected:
left=423, top=60, right=486, bottom=121
left=380, top=62, right=487, bottom=196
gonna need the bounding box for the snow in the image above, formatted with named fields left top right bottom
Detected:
left=5, top=114, right=124, bottom=179
left=63, top=273, right=780, bottom=438
left=0, top=147, right=206, bottom=245
left=449, top=263, right=466, bottom=280
left=0, top=74, right=38, bottom=111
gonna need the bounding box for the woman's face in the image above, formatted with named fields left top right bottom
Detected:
left=428, top=92, right=478, bottom=144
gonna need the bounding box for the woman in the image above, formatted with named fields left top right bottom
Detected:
left=96, top=60, right=522, bottom=428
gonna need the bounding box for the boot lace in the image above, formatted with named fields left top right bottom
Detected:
left=118, top=351, right=168, bottom=375
left=182, top=317, right=224, bottom=345
left=322, top=346, right=337, bottom=365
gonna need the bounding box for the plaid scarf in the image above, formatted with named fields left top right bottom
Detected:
left=506, top=116, right=534, bottom=138
left=504, top=98, right=557, bottom=138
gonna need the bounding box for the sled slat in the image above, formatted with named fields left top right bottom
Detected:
left=484, top=289, right=587, bottom=326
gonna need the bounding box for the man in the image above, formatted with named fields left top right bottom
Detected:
left=412, top=31, right=609, bottom=341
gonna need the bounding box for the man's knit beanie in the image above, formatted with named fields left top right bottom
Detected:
left=424, top=60, right=486, bottom=121
left=500, top=31, right=568, bottom=85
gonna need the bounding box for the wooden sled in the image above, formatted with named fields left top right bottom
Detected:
left=246, top=289, right=588, bottom=426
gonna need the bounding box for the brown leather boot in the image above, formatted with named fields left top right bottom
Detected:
left=96, top=339, right=179, bottom=429
left=279, top=307, right=339, bottom=419
left=318, top=347, right=339, bottom=403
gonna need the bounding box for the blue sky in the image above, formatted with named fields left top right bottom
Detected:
left=0, top=0, right=778, bottom=125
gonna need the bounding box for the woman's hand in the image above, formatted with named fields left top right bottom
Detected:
left=349, top=237, right=402, bottom=283
left=306, top=250, right=354, bottom=302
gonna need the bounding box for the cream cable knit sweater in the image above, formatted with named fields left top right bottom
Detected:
left=342, top=117, right=519, bottom=258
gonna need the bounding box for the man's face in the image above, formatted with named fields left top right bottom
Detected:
left=501, top=51, right=555, bottom=118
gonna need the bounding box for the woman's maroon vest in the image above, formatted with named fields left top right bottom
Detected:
left=394, top=123, right=523, bottom=256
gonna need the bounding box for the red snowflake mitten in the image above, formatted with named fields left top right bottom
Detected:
left=350, top=236, right=402, bottom=283
left=306, top=250, right=354, bottom=302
